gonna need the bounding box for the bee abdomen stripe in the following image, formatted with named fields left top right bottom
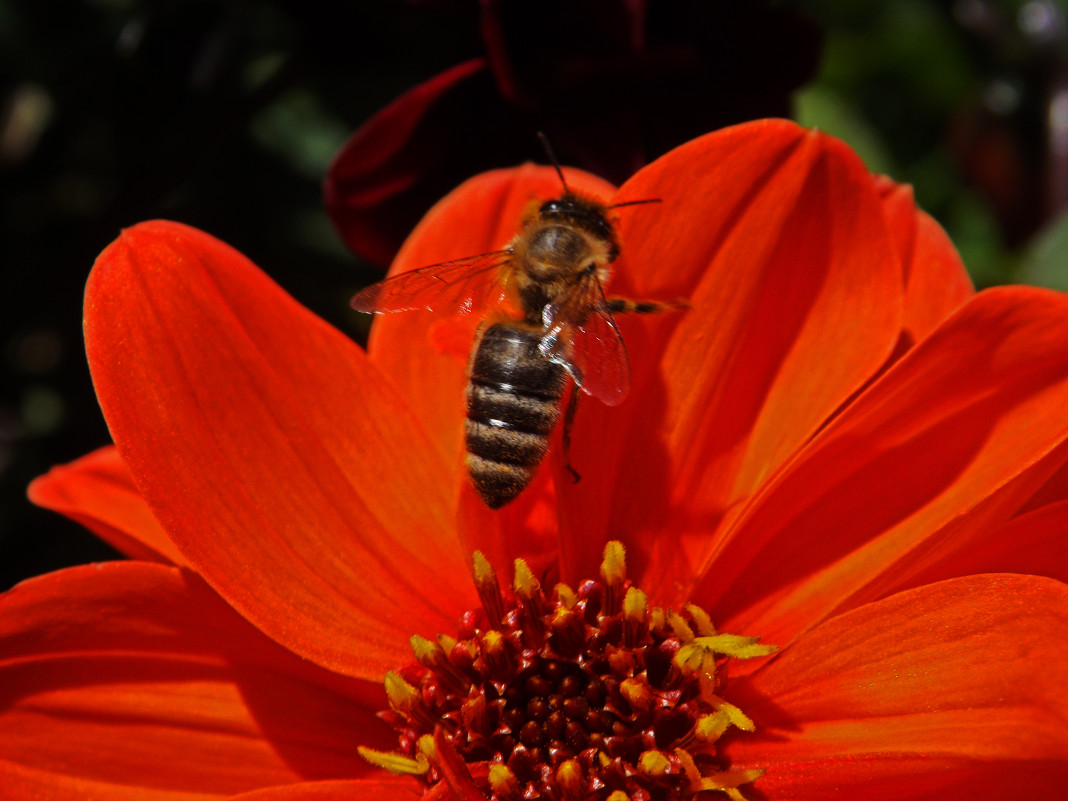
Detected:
left=470, top=376, right=560, bottom=402
left=465, top=420, right=549, bottom=465
left=466, top=384, right=560, bottom=435
left=465, top=454, right=534, bottom=510
left=469, top=325, right=568, bottom=398
left=463, top=322, right=569, bottom=509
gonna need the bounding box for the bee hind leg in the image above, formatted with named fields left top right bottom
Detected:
left=562, top=386, right=581, bottom=484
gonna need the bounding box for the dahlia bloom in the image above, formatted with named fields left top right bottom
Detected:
left=9, top=119, right=1068, bottom=799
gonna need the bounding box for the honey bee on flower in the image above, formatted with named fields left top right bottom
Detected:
left=351, top=139, right=683, bottom=508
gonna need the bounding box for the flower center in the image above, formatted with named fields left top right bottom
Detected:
left=360, top=542, right=774, bottom=801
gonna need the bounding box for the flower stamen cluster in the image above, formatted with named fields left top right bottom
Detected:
left=360, top=542, right=775, bottom=801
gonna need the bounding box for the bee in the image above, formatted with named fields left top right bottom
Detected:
left=352, top=146, right=679, bottom=508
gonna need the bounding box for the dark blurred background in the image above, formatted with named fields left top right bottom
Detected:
left=3, top=0, right=1067, bottom=590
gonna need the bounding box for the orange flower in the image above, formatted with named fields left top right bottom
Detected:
left=9, top=119, right=1068, bottom=799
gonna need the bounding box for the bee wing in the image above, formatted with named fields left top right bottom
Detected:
left=539, top=274, right=630, bottom=407
left=350, top=250, right=513, bottom=316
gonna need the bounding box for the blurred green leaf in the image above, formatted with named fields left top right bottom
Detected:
left=945, top=190, right=1015, bottom=287
left=795, top=85, right=894, bottom=174
left=1018, top=211, right=1068, bottom=290
left=250, top=88, right=351, bottom=181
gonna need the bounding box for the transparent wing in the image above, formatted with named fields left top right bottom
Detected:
left=539, top=274, right=631, bottom=406
left=350, top=250, right=513, bottom=316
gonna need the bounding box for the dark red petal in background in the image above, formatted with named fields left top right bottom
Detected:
left=0, top=562, right=386, bottom=799
left=325, top=58, right=503, bottom=269
left=28, top=445, right=184, bottom=566
left=325, top=3, right=821, bottom=269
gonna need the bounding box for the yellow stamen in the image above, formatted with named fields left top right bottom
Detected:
left=676, top=748, right=763, bottom=797
left=675, top=747, right=702, bottom=786
left=649, top=605, right=667, bottom=631
left=383, top=671, right=419, bottom=713
left=383, top=671, right=438, bottom=731
left=472, top=550, right=494, bottom=585
left=623, top=586, right=647, bottom=647
left=706, top=693, right=756, bottom=732
left=514, top=558, right=549, bottom=639
left=696, top=650, right=717, bottom=699
left=416, top=734, right=435, bottom=762
left=675, top=633, right=776, bottom=679
left=488, top=763, right=521, bottom=800
left=608, top=647, right=637, bottom=676
left=693, top=633, right=778, bottom=659
left=556, top=758, right=584, bottom=800
left=410, top=634, right=468, bottom=693
left=620, top=676, right=654, bottom=713
left=696, top=710, right=732, bottom=743
left=554, top=582, right=578, bottom=609
left=685, top=602, right=717, bottom=636
left=673, top=642, right=706, bottom=674
left=600, top=540, right=627, bottom=585
left=701, top=768, right=765, bottom=790
left=667, top=610, right=695, bottom=642
left=513, top=558, right=539, bottom=597
left=472, top=550, right=504, bottom=628
left=551, top=604, right=585, bottom=656
left=638, top=749, right=671, bottom=777
left=623, top=586, right=647, bottom=618
left=481, top=629, right=514, bottom=678
left=409, top=634, right=439, bottom=664
left=357, top=746, right=429, bottom=775
left=600, top=540, right=627, bottom=615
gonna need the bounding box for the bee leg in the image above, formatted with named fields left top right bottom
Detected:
left=606, top=298, right=689, bottom=315
left=562, top=386, right=581, bottom=484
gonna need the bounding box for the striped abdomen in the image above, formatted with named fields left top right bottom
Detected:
left=465, top=322, right=567, bottom=508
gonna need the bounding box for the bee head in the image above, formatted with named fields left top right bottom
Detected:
left=538, top=195, right=616, bottom=250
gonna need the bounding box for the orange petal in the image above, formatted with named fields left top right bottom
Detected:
left=0, top=562, right=388, bottom=799
left=1015, top=436, right=1068, bottom=513
left=556, top=121, right=904, bottom=598
left=367, top=165, right=616, bottom=570
left=84, top=221, right=475, bottom=680
left=901, top=498, right=1068, bottom=589
left=228, top=778, right=414, bottom=800
left=876, top=175, right=974, bottom=349
left=838, top=437, right=1068, bottom=602
left=28, top=445, right=184, bottom=566
left=725, top=574, right=1068, bottom=798
left=699, top=286, right=1068, bottom=647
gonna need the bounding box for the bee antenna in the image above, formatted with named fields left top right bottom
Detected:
left=536, top=131, right=571, bottom=193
